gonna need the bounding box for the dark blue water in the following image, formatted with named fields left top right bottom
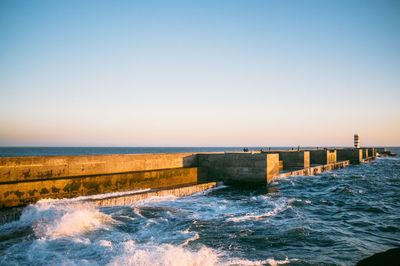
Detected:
left=0, top=148, right=399, bottom=265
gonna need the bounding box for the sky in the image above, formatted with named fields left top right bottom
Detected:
left=0, top=0, right=399, bottom=147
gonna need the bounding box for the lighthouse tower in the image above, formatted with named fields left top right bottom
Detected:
left=354, top=134, right=360, bottom=148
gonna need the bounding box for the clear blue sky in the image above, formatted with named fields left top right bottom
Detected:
left=1, top=0, right=399, bottom=147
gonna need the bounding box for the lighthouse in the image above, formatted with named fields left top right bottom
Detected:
left=354, top=134, right=360, bottom=148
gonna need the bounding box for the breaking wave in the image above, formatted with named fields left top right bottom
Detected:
left=20, top=199, right=114, bottom=240
left=108, top=241, right=219, bottom=266
left=1, top=153, right=399, bottom=265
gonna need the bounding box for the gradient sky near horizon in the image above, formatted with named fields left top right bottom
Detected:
left=1, top=0, right=399, bottom=147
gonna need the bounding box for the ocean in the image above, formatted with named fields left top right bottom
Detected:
left=0, top=147, right=399, bottom=265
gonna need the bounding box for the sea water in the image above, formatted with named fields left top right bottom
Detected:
left=0, top=148, right=399, bottom=265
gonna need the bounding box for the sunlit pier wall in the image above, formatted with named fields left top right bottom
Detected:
left=0, top=148, right=380, bottom=208
left=262, top=151, right=310, bottom=171
left=0, top=153, right=201, bottom=208
left=307, top=149, right=337, bottom=165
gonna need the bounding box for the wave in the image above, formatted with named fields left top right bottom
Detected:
left=108, top=241, right=219, bottom=266
left=226, top=198, right=294, bottom=222
left=107, top=240, right=296, bottom=266
left=9, top=198, right=114, bottom=240
left=70, top=188, right=151, bottom=201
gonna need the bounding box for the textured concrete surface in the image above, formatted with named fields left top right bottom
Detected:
left=0, top=153, right=197, bottom=183
left=197, top=153, right=279, bottom=185
left=337, top=149, right=363, bottom=164
left=277, top=161, right=350, bottom=179
left=264, top=151, right=310, bottom=170
left=362, top=148, right=369, bottom=159
left=0, top=182, right=217, bottom=225
left=0, top=149, right=378, bottom=208
left=0, top=167, right=199, bottom=208
left=376, top=148, right=386, bottom=154
left=91, top=182, right=217, bottom=206
left=367, top=148, right=376, bottom=158
left=309, top=150, right=337, bottom=165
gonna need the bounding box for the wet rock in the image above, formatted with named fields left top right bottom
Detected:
left=357, top=248, right=400, bottom=266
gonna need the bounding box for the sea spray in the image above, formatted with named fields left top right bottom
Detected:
left=18, top=199, right=115, bottom=240
left=1, top=153, right=399, bottom=265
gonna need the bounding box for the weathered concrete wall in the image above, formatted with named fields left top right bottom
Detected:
left=278, top=161, right=350, bottom=179
left=0, top=153, right=197, bottom=183
left=362, top=148, right=369, bottom=159
left=371, top=148, right=376, bottom=157
left=376, top=148, right=386, bottom=154
left=366, top=148, right=375, bottom=158
left=91, top=182, right=217, bottom=207
left=0, top=182, right=218, bottom=225
left=337, top=149, right=363, bottom=164
left=197, top=153, right=279, bottom=185
left=0, top=148, right=378, bottom=208
left=309, top=150, right=337, bottom=165
left=0, top=167, right=199, bottom=208
left=264, top=151, right=309, bottom=170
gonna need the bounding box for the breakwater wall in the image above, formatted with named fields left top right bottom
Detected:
left=0, top=148, right=380, bottom=208
left=0, top=153, right=200, bottom=208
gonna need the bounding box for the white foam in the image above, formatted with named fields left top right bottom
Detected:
left=18, top=199, right=114, bottom=240
left=108, top=240, right=297, bottom=266
left=108, top=241, right=219, bottom=266
left=35, top=206, right=111, bottom=239
left=67, top=188, right=151, bottom=202
left=180, top=232, right=200, bottom=247
left=226, top=198, right=291, bottom=222
left=225, top=257, right=294, bottom=266
left=134, top=195, right=178, bottom=205
left=99, top=240, right=113, bottom=248
left=132, top=207, right=145, bottom=218
left=264, top=257, right=293, bottom=266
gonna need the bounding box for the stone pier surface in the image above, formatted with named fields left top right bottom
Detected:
left=278, top=161, right=349, bottom=179
left=336, top=148, right=376, bottom=164
left=0, top=147, right=383, bottom=208
left=337, top=149, right=363, bottom=164
left=0, top=153, right=200, bottom=208
left=0, top=153, right=198, bottom=182
left=197, top=152, right=279, bottom=184
left=90, top=182, right=218, bottom=207
left=308, top=149, right=337, bottom=165
left=263, top=151, right=310, bottom=170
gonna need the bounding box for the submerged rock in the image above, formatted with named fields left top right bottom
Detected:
left=357, top=248, right=400, bottom=266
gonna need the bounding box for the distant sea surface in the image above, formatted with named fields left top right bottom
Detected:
left=0, top=147, right=399, bottom=265
left=0, top=146, right=322, bottom=157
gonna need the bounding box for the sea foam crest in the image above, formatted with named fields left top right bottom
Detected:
left=226, top=197, right=292, bottom=222
left=108, top=241, right=219, bottom=266
left=108, top=240, right=295, bottom=266
left=19, top=199, right=114, bottom=239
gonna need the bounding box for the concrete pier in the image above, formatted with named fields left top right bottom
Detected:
left=376, top=148, right=386, bottom=154
left=0, top=167, right=200, bottom=208
left=263, top=151, right=310, bottom=170
left=0, top=153, right=197, bottom=182
left=0, top=153, right=200, bottom=208
left=197, top=153, right=279, bottom=184
left=337, top=149, right=363, bottom=164
left=90, top=182, right=218, bottom=207
left=278, top=161, right=349, bottom=178
left=0, top=147, right=384, bottom=208
left=308, top=149, right=337, bottom=165
left=362, top=148, right=369, bottom=159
